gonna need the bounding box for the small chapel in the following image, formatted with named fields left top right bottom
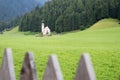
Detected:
left=41, top=20, right=51, bottom=36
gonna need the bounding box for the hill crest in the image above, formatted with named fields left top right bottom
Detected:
left=88, top=19, right=120, bottom=30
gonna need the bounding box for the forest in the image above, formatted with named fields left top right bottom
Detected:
left=19, top=0, right=120, bottom=33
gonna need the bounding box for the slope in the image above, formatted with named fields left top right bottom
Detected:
left=88, top=18, right=120, bottom=30
left=4, top=27, right=38, bottom=35
left=0, top=19, right=120, bottom=80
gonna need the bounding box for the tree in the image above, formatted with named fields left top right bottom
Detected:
left=19, top=0, right=120, bottom=32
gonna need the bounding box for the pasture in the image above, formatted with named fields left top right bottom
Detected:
left=0, top=19, right=120, bottom=80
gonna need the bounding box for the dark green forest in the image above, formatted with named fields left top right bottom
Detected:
left=19, top=0, right=120, bottom=33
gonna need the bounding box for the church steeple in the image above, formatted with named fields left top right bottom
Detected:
left=41, top=20, right=45, bottom=33
left=42, top=20, right=44, bottom=23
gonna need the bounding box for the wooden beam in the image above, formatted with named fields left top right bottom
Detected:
left=20, top=52, right=38, bottom=80
left=43, top=54, right=63, bottom=80
left=0, top=48, right=16, bottom=80
left=75, top=54, right=96, bottom=80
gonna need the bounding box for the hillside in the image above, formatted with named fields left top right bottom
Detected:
left=4, top=27, right=38, bottom=35
left=88, top=19, right=120, bottom=30
left=19, top=0, right=120, bottom=33
left=4, top=27, right=20, bottom=34
left=0, top=19, right=120, bottom=80
left=0, top=0, right=48, bottom=22
left=5, top=18, right=120, bottom=34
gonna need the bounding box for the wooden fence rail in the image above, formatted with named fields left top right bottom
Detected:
left=0, top=48, right=96, bottom=80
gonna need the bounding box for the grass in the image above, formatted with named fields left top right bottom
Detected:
left=5, top=27, right=19, bottom=34
left=88, top=18, right=120, bottom=30
left=0, top=19, right=120, bottom=80
left=4, top=26, right=39, bottom=35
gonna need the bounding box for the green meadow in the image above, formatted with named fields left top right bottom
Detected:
left=0, top=19, right=120, bottom=80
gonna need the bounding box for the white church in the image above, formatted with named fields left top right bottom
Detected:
left=41, top=20, right=51, bottom=36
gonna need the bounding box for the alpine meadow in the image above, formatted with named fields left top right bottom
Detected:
left=0, top=0, right=120, bottom=80
left=0, top=19, right=120, bottom=80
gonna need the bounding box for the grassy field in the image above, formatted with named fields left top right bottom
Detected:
left=0, top=19, right=120, bottom=80
left=88, top=18, right=120, bottom=30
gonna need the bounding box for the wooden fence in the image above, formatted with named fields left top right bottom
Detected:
left=0, top=48, right=96, bottom=80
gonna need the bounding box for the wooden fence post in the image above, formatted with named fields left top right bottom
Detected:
left=0, top=48, right=97, bottom=80
left=0, top=48, right=16, bottom=80
left=43, top=54, right=63, bottom=80
left=75, top=54, right=96, bottom=80
left=20, top=52, right=38, bottom=80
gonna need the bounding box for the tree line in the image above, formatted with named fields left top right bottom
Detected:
left=19, top=0, right=120, bottom=33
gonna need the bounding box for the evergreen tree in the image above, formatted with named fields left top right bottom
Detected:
left=19, top=0, right=120, bottom=32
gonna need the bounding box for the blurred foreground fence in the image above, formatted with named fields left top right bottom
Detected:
left=0, top=48, right=96, bottom=80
